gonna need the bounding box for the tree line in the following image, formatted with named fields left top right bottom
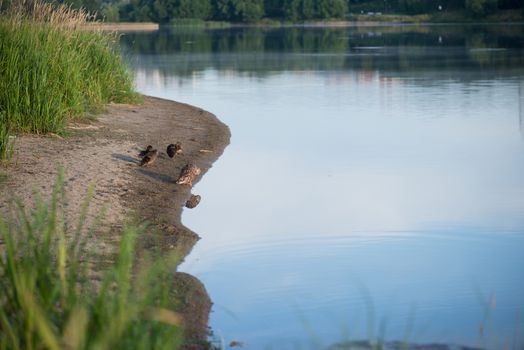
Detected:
left=119, top=0, right=351, bottom=23
left=2, top=0, right=522, bottom=23
left=118, top=0, right=524, bottom=23
left=353, top=0, right=522, bottom=16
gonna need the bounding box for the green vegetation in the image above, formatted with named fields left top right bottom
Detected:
left=0, top=122, right=14, bottom=162
left=119, top=0, right=350, bottom=23
left=12, top=0, right=521, bottom=24
left=0, top=169, right=184, bottom=349
left=3, top=0, right=522, bottom=23
left=0, top=1, right=138, bottom=160
left=122, top=0, right=522, bottom=23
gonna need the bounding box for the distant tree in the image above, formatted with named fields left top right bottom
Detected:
left=212, top=0, right=233, bottom=19
left=465, top=0, right=498, bottom=16
left=211, top=0, right=263, bottom=21
left=300, top=0, right=314, bottom=18
left=119, top=0, right=154, bottom=21
left=173, top=0, right=211, bottom=19
left=118, top=3, right=133, bottom=21
left=192, top=0, right=212, bottom=19
left=264, top=0, right=284, bottom=17
left=151, top=0, right=170, bottom=22
left=234, top=0, right=264, bottom=21
left=136, top=4, right=153, bottom=20
left=101, top=2, right=119, bottom=21
left=283, top=0, right=346, bottom=20
left=283, top=0, right=300, bottom=20
left=316, top=0, right=347, bottom=18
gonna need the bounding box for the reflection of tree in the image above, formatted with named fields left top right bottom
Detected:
left=120, top=25, right=524, bottom=79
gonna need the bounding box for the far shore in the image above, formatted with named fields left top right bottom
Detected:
left=89, top=10, right=524, bottom=32
left=87, top=20, right=524, bottom=33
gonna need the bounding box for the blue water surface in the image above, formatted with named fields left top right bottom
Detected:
left=122, top=25, right=524, bottom=349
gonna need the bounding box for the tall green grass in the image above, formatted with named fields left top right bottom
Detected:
left=0, top=0, right=139, bottom=159
left=0, top=113, right=15, bottom=162
left=0, top=169, right=184, bottom=349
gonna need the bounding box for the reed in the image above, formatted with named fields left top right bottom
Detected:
left=0, top=114, right=15, bottom=162
left=0, top=169, right=183, bottom=349
left=0, top=0, right=139, bottom=159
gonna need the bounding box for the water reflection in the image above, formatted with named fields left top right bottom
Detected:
left=121, top=25, right=524, bottom=79
left=121, top=25, right=524, bottom=349
left=520, top=81, right=524, bottom=138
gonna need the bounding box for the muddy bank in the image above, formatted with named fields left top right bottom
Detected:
left=0, top=96, right=231, bottom=347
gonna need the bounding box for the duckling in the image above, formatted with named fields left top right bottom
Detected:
left=139, top=145, right=153, bottom=157
left=185, top=194, right=201, bottom=209
left=167, top=142, right=183, bottom=158
left=139, top=149, right=158, bottom=166
left=175, top=164, right=201, bottom=186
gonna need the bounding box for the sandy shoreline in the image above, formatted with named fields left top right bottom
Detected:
left=81, top=22, right=159, bottom=31
left=0, top=96, right=231, bottom=348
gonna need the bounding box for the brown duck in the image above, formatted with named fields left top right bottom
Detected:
left=139, top=145, right=153, bottom=157
left=167, top=142, right=183, bottom=158
left=175, top=164, right=201, bottom=186
left=139, top=149, right=158, bottom=166
left=185, top=194, right=201, bottom=209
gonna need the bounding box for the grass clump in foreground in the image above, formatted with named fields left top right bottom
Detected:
left=0, top=169, right=183, bottom=350
left=0, top=0, right=139, bottom=159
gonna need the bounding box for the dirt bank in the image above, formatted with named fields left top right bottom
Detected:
left=0, top=96, right=231, bottom=348
left=81, top=22, right=159, bottom=31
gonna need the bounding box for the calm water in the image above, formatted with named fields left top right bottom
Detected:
left=121, top=25, right=524, bottom=349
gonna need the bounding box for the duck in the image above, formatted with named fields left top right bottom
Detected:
left=185, top=194, right=201, bottom=209
left=175, top=164, right=201, bottom=186
left=167, top=142, right=183, bottom=158
left=139, top=145, right=153, bottom=157
left=139, top=149, right=158, bottom=166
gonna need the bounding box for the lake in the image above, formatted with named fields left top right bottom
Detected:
left=120, top=24, right=524, bottom=349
